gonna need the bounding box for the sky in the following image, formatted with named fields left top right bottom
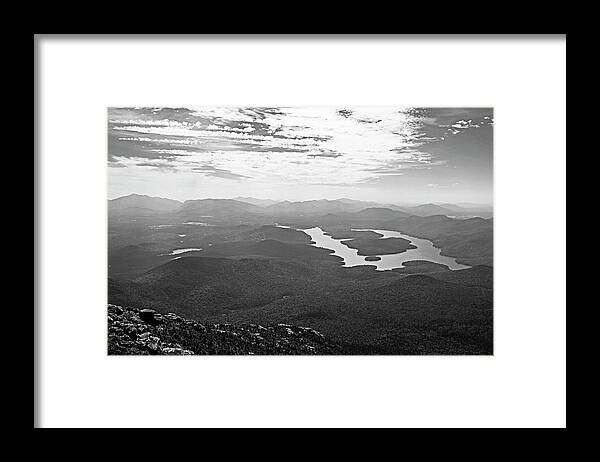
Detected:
left=108, top=107, right=493, bottom=205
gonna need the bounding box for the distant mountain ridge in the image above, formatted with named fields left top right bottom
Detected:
left=261, top=199, right=411, bottom=216
left=108, top=193, right=182, bottom=211
left=178, top=198, right=264, bottom=215
left=233, top=197, right=280, bottom=207
left=108, top=194, right=492, bottom=219
left=400, top=203, right=457, bottom=217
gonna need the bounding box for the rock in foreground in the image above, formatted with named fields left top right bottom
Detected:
left=108, top=304, right=342, bottom=355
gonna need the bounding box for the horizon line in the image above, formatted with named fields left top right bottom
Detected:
left=107, top=192, right=493, bottom=208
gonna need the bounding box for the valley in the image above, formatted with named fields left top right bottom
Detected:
left=108, top=194, right=493, bottom=354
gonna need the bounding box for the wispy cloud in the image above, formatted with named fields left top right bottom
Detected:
left=108, top=106, right=493, bottom=187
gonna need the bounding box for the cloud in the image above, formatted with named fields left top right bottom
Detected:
left=307, top=151, right=342, bottom=158
left=134, top=160, right=178, bottom=173
left=193, top=166, right=250, bottom=180
left=427, top=182, right=461, bottom=189
left=107, top=106, right=492, bottom=186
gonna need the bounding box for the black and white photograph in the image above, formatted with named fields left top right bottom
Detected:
left=35, top=35, right=566, bottom=428
left=107, top=106, right=493, bottom=355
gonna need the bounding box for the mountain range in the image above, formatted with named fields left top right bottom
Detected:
left=109, top=194, right=492, bottom=218
left=108, top=193, right=494, bottom=354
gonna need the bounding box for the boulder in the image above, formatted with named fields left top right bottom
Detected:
left=108, top=304, right=123, bottom=315
left=126, top=326, right=138, bottom=339
left=139, top=309, right=157, bottom=323
left=162, top=347, right=194, bottom=355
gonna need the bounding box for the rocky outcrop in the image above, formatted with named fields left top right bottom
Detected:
left=108, top=304, right=342, bottom=355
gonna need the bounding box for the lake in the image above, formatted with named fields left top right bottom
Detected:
left=164, top=248, right=203, bottom=256
left=301, top=227, right=470, bottom=271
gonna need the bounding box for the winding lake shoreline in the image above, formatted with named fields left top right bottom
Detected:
left=300, top=226, right=471, bottom=271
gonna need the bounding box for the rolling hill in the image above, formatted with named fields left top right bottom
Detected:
left=107, top=194, right=494, bottom=354
left=232, top=224, right=311, bottom=244
left=199, top=239, right=337, bottom=260
left=177, top=198, right=264, bottom=216
left=109, top=256, right=345, bottom=318
left=108, top=254, right=493, bottom=354
left=399, top=203, right=456, bottom=217
left=233, top=197, right=280, bottom=207
left=260, top=199, right=410, bottom=217
left=214, top=272, right=493, bottom=354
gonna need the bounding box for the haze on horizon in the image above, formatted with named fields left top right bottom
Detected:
left=108, top=107, right=493, bottom=205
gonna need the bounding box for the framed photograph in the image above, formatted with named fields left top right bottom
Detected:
left=35, top=34, right=566, bottom=428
